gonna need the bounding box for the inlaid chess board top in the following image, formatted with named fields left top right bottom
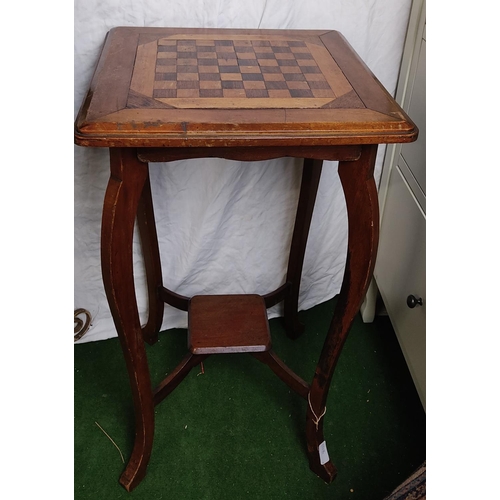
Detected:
left=75, top=27, right=417, bottom=147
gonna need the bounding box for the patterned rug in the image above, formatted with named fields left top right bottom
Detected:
left=384, top=462, right=426, bottom=500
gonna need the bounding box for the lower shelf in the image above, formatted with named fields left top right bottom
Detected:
left=188, top=294, right=272, bottom=354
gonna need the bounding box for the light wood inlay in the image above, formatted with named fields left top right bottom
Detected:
left=75, top=27, right=418, bottom=147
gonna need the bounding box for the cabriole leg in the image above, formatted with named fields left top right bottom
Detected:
left=306, top=145, right=379, bottom=482
left=284, top=158, right=323, bottom=339
left=101, top=148, right=155, bottom=492
left=137, top=169, right=164, bottom=345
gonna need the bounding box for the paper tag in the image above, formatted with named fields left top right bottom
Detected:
left=319, top=441, right=330, bottom=465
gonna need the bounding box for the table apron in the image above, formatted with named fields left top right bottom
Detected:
left=136, top=145, right=362, bottom=163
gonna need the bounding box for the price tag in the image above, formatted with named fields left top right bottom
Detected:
left=319, top=441, right=330, bottom=465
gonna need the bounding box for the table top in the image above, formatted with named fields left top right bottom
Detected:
left=74, top=27, right=417, bottom=148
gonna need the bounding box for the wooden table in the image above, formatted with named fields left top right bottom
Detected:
left=74, top=27, right=417, bottom=492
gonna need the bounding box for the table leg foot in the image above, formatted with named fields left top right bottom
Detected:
left=307, top=446, right=338, bottom=483
left=119, top=448, right=151, bottom=492
left=283, top=315, right=305, bottom=340
left=305, top=395, right=337, bottom=483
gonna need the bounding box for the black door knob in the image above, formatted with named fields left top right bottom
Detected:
left=407, top=295, right=423, bottom=308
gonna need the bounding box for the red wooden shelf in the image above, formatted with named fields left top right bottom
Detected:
left=188, top=294, right=271, bottom=354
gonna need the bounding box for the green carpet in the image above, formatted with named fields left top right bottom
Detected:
left=74, top=298, right=425, bottom=499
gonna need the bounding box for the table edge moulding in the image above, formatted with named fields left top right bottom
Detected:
left=74, top=26, right=418, bottom=492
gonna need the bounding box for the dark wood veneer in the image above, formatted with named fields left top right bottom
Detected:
left=75, top=27, right=417, bottom=493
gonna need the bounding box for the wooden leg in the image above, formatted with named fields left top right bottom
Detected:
left=153, top=353, right=209, bottom=406
left=284, top=158, right=323, bottom=339
left=306, top=145, right=379, bottom=482
left=252, top=350, right=310, bottom=400
left=137, top=169, right=164, bottom=345
left=101, top=148, right=154, bottom=492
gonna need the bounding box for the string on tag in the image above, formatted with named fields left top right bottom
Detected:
left=308, top=392, right=327, bottom=430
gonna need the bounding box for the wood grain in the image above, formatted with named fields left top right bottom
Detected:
left=74, top=27, right=417, bottom=147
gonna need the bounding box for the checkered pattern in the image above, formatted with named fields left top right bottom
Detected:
left=152, top=38, right=335, bottom=99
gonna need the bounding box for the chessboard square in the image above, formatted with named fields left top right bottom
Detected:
left=240, top=66, right=262, bottom=73
left=262, top=73, right=285, bottom=82
left=236, top=51, right=257, bottom=59
left=156, top=64, right=177, bottom=73
left=153, top=80, right=177, bottom=90
left=177, top=73, right=199, bottom=81
left=198, top=66, right=220, bottom=73
left=279, top=63, right=302, bottom=72
left=178, top=50, right=197, bottom=57
left=312, top=89, right=336, bottom=98
left=215, top=39, right=234, bottom=46
left=260, top=66, right=281, bottom=73
left=290, top=46, right=311, bottom=53
left=275, top=53, right=295, bottom=60
left=199, top=89, right=223, bottom=97
left=197, top=45, right=216, bottom=52
left=242, top=73, right=264, bottom=81
left=157, top=52, right=177, bottom=59
left=301, top=66, right=321, bottom=74
left=158, top=45, right=177, bottom=52
left=266, top=80, right=288, bottom=90
left=308, top=80, right=331, bottom=89
left=246, top=89, right=269, bottom=98
left=197, top=51, right=218, bottom=58
left=177, top=64, right=198, bottom=73
left=200, top=80, right=222, bottom=89
left=234, top=45, right=255, bottom=54
left=198, top=58, right=219, bottom=66
left=272, top=46, right=292, bottom=53
left=283, top=72, right=306, bottom=81
left=153, top=89, right=176, bottom=98
left=254, top=46, right=273, bottom=53
left=255, top=52, right=275, bottom=59
left=177, top=80, right=200, bottom=89
left=258, top=59, right=279, bottom=67
left=287, top=81, right=310, bottom=90
left=219, top=66, right=241, bottom=73
left=223, top=89, right=247, bottom=98
left=178, top=39, right=196, bottom=45
left=218, top=57, right=238, bottom=66
left=237, top=59, right=259, bottom=66
left=177, top=89, right=200, bottom=98
left=278, top=59, right=298, bottom=66
left=288, top=41, right=307, bottom=47
left=268, top=89, right=292, bottom=98
left=177, top=59, right=197, bottom=66
left=220, top=73, right=243, bottom=81
left=222, top=80, right=244, bottom=89
left=216, top=45, right=235, bottom=53
left=156, top=72, right=177, bottom=81
left=243, top=80, right=266, bottom=90
left=199, top=73, right=221, bottom=81
left=157, top=57, right=177, bottom=66
left=289, top=89, right=314, bottom=97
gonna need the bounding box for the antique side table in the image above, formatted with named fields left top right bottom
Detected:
left=74, top=27, right=417, bottom=492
